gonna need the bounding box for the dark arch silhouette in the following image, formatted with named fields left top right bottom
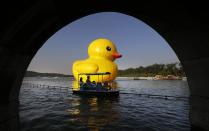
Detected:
left=0, top=1, right=209, bottom=131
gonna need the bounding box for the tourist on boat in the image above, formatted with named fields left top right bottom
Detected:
left=79, top=77, right=84, bottom=86
left=86, top=76, right=90, bottom=83
left=103, top=81, right=109, bottom=90
left=92, top=81, right=96, bottom=87
left=96, top=82, right=102, bottom=88
left=103, top=81, right=108, bottom=87
left=86, top=75, right=92, bottom=87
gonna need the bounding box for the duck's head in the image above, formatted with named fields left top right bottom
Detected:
left=88, top=38, right=122, bottom=61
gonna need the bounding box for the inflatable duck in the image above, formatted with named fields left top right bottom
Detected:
left=72, top=38, right=122, bottom=82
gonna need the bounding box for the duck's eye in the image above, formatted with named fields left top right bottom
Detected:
left=106, top=46, right=111, bottom=51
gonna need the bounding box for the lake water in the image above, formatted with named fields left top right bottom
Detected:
left=19, top=77, right=190, bottom=131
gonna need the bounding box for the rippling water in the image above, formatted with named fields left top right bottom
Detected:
left=19, top=77, right=190, bottom=131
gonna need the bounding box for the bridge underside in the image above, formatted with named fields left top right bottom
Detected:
left=0, top=1, right=209, bottom=131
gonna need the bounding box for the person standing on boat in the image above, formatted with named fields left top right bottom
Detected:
left=79, top=77, right=84, bottom=86
left=86, top=75, right=92, bottom=87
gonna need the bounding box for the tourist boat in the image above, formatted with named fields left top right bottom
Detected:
left=72, top=72, right=119, bottom=96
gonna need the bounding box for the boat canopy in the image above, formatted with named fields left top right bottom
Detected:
left=78, top=72, right=111, bottom=76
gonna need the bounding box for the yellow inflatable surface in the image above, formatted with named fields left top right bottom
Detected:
left=72, top=38, right=122, bottom=82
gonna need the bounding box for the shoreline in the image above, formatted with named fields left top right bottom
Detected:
left=116, top=76, right=187, bottom=81
left=23, top=76, right=187, bottom=81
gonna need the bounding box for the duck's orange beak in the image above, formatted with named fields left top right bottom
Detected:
left=112, top=52, right=122, bottom=58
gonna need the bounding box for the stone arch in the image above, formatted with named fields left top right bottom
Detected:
left=0, top=1, right=209, bottom=130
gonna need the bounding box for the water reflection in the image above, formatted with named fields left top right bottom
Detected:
left=67, top=96, right=120, bottom=131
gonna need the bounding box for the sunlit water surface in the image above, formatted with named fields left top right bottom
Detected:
left=20, top=77, right=190, bottom=131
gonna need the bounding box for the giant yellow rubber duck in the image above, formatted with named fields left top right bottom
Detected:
left=72, top=38, right=122, bottom=82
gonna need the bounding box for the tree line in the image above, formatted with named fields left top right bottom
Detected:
left=118, top=62, right=185, bottom=77
left=25, top=71, right=73, bottom=77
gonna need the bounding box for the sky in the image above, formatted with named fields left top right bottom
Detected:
left=28, top=12, right=179, bottom=75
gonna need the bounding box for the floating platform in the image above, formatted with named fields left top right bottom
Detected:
left=72, top=90, right=119, bottom=97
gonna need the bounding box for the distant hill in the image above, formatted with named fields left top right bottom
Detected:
left=25, top=71, right=73, bottom=77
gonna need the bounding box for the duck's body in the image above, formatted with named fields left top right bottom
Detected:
left=73, top=57, right=118, bottom=82
left=72, top=38, right=122, bottom=82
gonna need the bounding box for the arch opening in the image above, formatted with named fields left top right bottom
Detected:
left=19, top=12, right=190, bottom=131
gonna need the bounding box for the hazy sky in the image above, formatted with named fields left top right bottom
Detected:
left=28, top=12, right=179, bottom=75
